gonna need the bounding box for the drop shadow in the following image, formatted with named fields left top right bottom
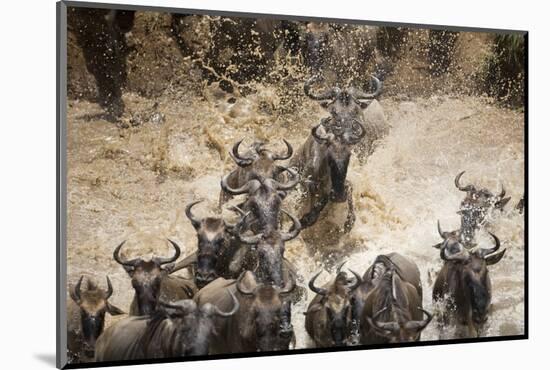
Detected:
left=34, top=353, right=57, bottom=367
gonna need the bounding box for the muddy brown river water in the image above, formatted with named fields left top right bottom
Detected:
left=66, top=85, right=524, bottom=350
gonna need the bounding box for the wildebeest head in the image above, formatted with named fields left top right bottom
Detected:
left=311, top=123, right=365, bottom=202
left=230, top=139, right=293, bottom=172
left=366, top=270, right=432, bottom=342
left=157, top=292, right=239, bottom=356
left=235, top=209, right=301, bottom=287
left=304, top=74, right=382, bottom=134
left=308, top=263, right=362, bottom=346
left=236, top=272, right=297, bottom=351
left=455, top=171, right=511, bottom=245
left=221, top=167, right=299, bottom=231
left=435, top=221, right=506, bottom=329
left=70, top=276, right=125, bottom=355
left=185, top=199, right=236, bottom=289
left=113, top=240, right=181, bottom=315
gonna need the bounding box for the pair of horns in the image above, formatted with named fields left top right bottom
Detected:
left=304, top=75, right=382, bottom=101
left=437, top=221, right=503, bottom=262
left=312, top=120, right=366, bottom=145
left=455, top=171, right=507, bottom=199
left=235, top=209, right=301, bottom=245
left=308, top=263, right=362, bottom=296
left=230, top=139, right=293, bottom=167
left=71, top=275, right=113, bottom=303
left=236, top=271, right=296, bottom=296
left=367, top=306, right=432, bottom=335
left=113, top=239, right=181, bottom=267
left=221, top=166, right=299, bottom=195
left=160, top=291, right=239, bottom=318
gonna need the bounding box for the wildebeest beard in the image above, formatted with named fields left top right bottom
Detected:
left=327, top=304, right=350, bottom=346
left=254, top=305, right=293, bottom=351
left=464, top=265, right=490, bottom=327
left=80, top=310, right=105, bottom=352
left=256, top=243, right=284, bottom=287
left=327, top=148, right=351, bottom=203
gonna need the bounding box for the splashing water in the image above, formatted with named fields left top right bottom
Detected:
left=67, top=81, right=524, bottom=349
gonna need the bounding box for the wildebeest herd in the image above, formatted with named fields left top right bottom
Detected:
left=67, top=75, right=520, bottom=364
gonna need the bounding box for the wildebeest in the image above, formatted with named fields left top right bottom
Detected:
left=305, top=264, right=362, bottom=347
left=68, top=8, right=135, bottom=118
left=433, top=222, right=506, bottom=337
left=171, top=200, right=246, bottom=289
left=113, top=240, right=196, bottom=316
left=94, top=294, right=239, bottom=361
left=290, top=122, right=364, bottom=261
left=358, top=253, right=431, bottom=344
left=304, top=74, right=387, bottom=158
left=67, top=276, right=125, bottom=362
left=194, top=271, right=297, bottom=353
left=454, top=171, right=511, bottom=245
left=219, top=139, right=293, bottom=207
left=221, top=166, right=299, bottom=233
left=233, top=209, right=301, bottom=287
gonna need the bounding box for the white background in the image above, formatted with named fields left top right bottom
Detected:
left=0, top=0, right=544, bottom=368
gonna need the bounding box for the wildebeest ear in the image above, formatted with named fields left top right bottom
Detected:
left=319, top=101, right=330, bottom=109
left=122, top=265, right=135, bottom=275
left=432, top=242, right=443, bottom=249
left=106, top=302, right=126, bottom=316
left=495, top=197, right=511, bottom=210
left=162, top=263, right=176, bottom=273
left=359, top=100, right=372, bottom=110
left=308, top=303, right=323, bottom=313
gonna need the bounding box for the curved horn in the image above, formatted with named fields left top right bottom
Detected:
left=405, top=307, right=433, bottom=331
left=113, top=241, right=140, bottom=268
left=437, top=220, right=449, bottom=240
left=236, top=272, right=255, bottom=296
left=346, top=269, right=362, bottom=290
left=185, top=199, right=203, bottom=230
left=353, top=75, right=382, bottom=100
left=304, top=75, right=337, bottom=101
left=229, top=139, right=255, bottom=167
left=478, top=232, right=501, bottom=258
left=272, top=139, right=294, bottom=161
left=279, top=275, right=296, bottom=296
left=499, top=184, right=506, bottom=199
left=281, top=209, right=301, bottom=241
left=269, top=166, right=300, bottom=191
left=159, top=300, right=197, bottom=315
left=224, top=205, right=247, bottom=229
left=367, top=306, right=399, bottom=333
left=238, top=232, right=263, bottom=245
left=336, top=261, right=346, bottom=275
left=346, top=119, right=367, bottom=144
left=308, top=271, right=328, bottom=296
left=70, top=275, right=84, bottom=303
left=221, top=173, right=258, bottom=196
left=154, top=239, right=181, bottom=265
left=105, top=276, right=114, bottom=299
left=454, top=171, right=475, bottom=192
left=211, top=291, right=240, bottom=317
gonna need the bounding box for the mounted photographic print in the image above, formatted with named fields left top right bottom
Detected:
left=56, top=1, right=527, bottom=368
